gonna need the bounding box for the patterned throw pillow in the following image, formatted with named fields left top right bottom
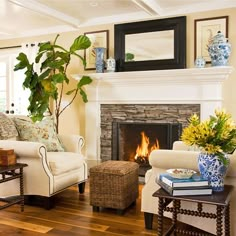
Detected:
left=0, top=112, right=18, bottom=140
left=12, top=117, right=64, bottom=152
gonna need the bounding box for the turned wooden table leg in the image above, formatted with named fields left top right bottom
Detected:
left=216, top=205, right=223, bottom=236
left=19, top=167, right=24, bottom=212
left=225, top=204, right=230, bottom=236
left=157, top=197, right=164, bottom=236
left=172, top=200, right=179, bottom=236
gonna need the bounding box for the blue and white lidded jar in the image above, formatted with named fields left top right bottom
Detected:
left=106, top=57, right=116, bottom=72
left=208, top=31, right=231, bottom=66
left=194, top=57, right=206, bottom=68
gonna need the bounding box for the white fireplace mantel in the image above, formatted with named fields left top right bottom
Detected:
left=72, top=66, right=233, bottom=164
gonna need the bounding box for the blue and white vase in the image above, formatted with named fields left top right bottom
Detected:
left=208, top=31, right=231, bottom=66
left=198, top=153, right=230, bottom=192
left=94, top=47, right=106, bottom=73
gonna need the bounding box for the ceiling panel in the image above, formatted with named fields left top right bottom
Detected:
left=0, top=0, right=235, bottom=40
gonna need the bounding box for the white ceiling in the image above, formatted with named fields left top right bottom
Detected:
left=0, top=0, right=236, bottom=40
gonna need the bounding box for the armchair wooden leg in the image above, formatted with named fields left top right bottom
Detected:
left=78, top=182, right=86, bottom=193
left=24, top=195, right=54, bottom=210
left=144, top=212, right=153, bottom=229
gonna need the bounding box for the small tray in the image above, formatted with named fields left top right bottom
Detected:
left=166, top=168, right=196, bottom=179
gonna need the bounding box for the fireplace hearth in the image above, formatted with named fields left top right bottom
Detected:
left=112, top=122, right=182, bottom=176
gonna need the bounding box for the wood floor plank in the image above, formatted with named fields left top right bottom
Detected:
left=0, top=217, right=52, bottom=233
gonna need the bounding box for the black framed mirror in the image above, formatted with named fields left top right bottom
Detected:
left=114, top=16, right=186, bottom=71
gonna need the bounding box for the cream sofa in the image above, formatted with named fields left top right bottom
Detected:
left=141, top=141, right=236, bottom=235
left=0, top=115, right=87, bottom=209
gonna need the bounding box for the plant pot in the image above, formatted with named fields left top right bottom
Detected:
left=198, top=153, right=230, bottom=192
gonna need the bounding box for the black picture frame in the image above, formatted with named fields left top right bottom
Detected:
left=114, top=16, right=186, bottom=72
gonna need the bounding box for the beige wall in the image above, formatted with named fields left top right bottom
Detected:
left=0, top=8, right=235, bottom=141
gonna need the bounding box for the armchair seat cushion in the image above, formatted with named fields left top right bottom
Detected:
left=48, top=152, right=85, bottom=176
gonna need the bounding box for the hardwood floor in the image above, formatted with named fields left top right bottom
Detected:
left=0, top=182, right=213, bottom=235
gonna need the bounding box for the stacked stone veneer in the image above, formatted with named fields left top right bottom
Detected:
left=100, top=104, right=200, bottom=162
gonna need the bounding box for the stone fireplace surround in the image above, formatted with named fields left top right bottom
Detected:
left=72, top=66, right=233, bottom=168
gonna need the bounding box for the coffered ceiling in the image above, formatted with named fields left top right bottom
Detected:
left=0, top=0, right=236, bottom=40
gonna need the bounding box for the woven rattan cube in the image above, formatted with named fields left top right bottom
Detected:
left=89, top=160, right=139, bottom=214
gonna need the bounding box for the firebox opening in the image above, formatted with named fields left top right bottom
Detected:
left=112, top=122, right=182, bottom=177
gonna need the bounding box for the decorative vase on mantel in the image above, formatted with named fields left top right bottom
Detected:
left=198, top=153, right=230, bottom=192
left=94, top=47, right=106, bottom=73
left=208, top=31, right=231, bottom=66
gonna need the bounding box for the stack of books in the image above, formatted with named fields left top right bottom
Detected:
left=157, top=173, right=212, bottom=196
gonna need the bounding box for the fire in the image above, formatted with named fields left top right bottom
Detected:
left=134, top=131, right=159, bottom=163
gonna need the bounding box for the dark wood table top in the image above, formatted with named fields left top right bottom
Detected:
left=0, top=163, right=28, bottom=173
left=153, top=185, right=234, bottom=206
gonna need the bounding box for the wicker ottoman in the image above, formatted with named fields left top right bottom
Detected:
left=89, top=160, right=139, bottom=214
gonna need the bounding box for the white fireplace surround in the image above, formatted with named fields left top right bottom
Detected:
left=72, top=66, right=233, bottom=165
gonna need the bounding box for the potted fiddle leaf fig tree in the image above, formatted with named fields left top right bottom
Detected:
left=14, top=34, right=92, bottom=133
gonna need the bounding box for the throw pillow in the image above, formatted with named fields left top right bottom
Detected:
left=12, top=117, right=64, bottom=152
left=0, top=112, right=18, bottom=140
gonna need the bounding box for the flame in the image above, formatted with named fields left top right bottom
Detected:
left=134, top=131, right=159, bottom=161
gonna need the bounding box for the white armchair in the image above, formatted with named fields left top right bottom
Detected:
left=141, top=141, right=236, bottom=235
left=0, top=114, right=87, bottom=209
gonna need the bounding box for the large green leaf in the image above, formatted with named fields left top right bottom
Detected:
left=51, top=73, right=65, bottom=83
left=77, top=76, right=92, bottom=88
left=38, top=69, right=51, bottom=81
left=66, top=89, right=76, bottom=95
left=38, top=42, right=52, bottom=53
left=14, top=53, right=30, bottom=71
left=70, top=35, right=91, bottom=53
left=79, top=88, right=88, bottom=103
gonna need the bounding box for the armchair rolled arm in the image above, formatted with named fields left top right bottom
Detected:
left=0, top=140, right=46, bottom=158
left=149, top=149, right=199, bottom=172
left=58, top=134, right=85, bottom=154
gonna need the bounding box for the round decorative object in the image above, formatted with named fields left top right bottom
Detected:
left=106, top=56, right=116, bottom=72
left=208, top=31, right=231, bottom=66
left=94, top=47, right=106, bottom=73
left=198, top=153, right=230, bottom=192
left=166, top=168, right=196, bottom=179
left=194, top=57, right=206, bottom=68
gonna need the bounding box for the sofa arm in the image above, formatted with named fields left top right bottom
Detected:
left=58, top=134, right=85, bottom=154
left=149, top=149, right=199, bottom=172
left=0, top=140, right=46, bottom=157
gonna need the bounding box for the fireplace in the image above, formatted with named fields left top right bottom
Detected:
left=100, top=103, right=200, bottom=165
left=112, top=122, right=182, bottom=176
left=72, top=67, right=232, bottom=169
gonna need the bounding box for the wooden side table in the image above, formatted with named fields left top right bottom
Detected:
left=0, top=163, right=28, bottom=212
left=153, top=185, right=234, bottom=236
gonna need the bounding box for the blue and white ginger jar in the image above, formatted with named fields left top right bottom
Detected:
left=198, top=152, right=230, bottom=192
left=208, top=31, right=231, bottom=66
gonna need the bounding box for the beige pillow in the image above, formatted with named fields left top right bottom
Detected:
left=0, top=112, right=18, bottom=140
left=13, top=117, right=64, bottom=152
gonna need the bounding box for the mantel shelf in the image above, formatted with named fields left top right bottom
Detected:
left=72, top=66, right=234, bottom=85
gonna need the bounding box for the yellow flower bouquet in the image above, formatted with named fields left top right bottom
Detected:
left=181, top=109, right=236, bottom=165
